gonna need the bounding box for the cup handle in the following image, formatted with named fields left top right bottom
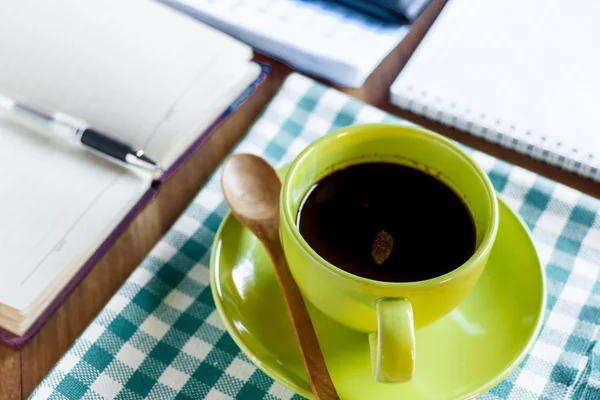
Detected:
left=368, top=298, right=415, bottom=383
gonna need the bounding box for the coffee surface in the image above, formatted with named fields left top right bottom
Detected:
left=296, top=162, right=476, bottom=282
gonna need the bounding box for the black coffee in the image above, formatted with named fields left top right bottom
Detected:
left=296, top=162, right=476, bottom=282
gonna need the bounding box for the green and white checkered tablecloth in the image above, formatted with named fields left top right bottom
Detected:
left=31, top=73, right=600, bottom=399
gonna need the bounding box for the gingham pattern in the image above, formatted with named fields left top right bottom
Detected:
left=31, top=73, right=600, bottom=400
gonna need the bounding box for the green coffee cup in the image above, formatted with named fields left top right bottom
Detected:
left=280, top=124, right=499, bottom=383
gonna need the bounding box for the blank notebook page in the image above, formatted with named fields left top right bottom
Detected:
left=391, top=0, right=600, bottom=180
left=0, top=0, right=256, bottom=169
left=0, top=116, right=149, bottom=324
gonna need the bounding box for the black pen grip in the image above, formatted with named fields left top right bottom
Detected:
left=80, top=128, right=132, bottom=161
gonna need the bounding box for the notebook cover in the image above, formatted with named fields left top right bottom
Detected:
left=0, top=62, right=270, bottom=349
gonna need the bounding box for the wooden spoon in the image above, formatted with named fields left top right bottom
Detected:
left=221, top=153, right=340, bottom=400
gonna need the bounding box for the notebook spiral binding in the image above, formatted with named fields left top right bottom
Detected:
left=391, top=87, right=600, bottom=182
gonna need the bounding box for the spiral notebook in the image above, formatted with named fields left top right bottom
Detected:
left=390, top=0, right=600, bottom=182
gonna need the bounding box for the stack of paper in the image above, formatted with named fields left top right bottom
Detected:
left=160, top=0, right=412, bottom=87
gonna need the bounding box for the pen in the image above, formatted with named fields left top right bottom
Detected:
left=0, top=94, right=164, bottom=173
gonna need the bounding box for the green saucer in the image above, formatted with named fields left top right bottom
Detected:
left=210, top=197, right=546, bottom=399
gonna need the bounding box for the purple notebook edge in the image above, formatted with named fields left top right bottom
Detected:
left=160, top=63, right=270, bottom=182
left=0, top=62, right=270, bottom=349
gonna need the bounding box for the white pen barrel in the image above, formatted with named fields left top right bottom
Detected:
left=53, top=113, right=89, bottom=142
left=0, top=100, right=85, bottom=144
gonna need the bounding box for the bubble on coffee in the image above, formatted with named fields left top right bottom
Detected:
left=371, top=229, right=394, bottom=265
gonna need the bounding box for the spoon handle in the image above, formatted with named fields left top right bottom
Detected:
left=265, top=237, right=340, bottom=400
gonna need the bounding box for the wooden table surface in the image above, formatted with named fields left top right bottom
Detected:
left=1, top=1, right=598, bottom=398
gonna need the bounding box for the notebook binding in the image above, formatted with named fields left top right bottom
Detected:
left=391, top=89, right=600, bottom=182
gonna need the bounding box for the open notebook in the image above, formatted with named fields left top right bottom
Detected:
left=390, top=0, right=600, bottom=182
left=0, top=0, right=264, bottom=344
